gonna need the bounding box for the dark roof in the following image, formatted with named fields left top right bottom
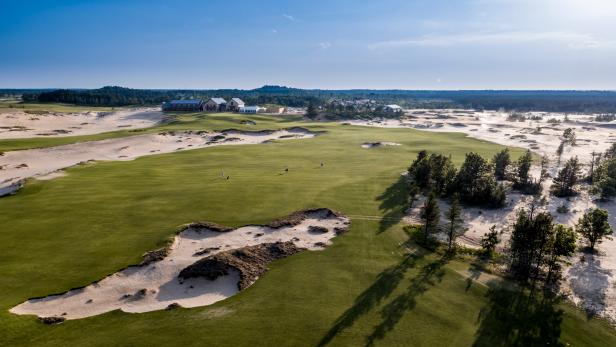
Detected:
left=167, top=99, right=203, bottom=105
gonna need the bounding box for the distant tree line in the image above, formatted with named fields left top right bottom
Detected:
left=16, top=86, right=616, bottom=113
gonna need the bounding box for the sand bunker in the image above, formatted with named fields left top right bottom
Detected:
left=0, top=127, right=316, bottom=191
left=10, top=209, right=349, bottom=321
left=0, top=108, right=165, bottom=139
left=361, top=141, right=401, bottom=149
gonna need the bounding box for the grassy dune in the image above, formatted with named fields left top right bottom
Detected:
left=0, top=100, right=116, bottom=114
left=0, top=113, right=614, bottom=346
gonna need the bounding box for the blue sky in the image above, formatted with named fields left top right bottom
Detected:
left=1, top=0, right=615, bottom=89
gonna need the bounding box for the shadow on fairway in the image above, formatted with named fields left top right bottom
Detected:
left=472, top=283, right=564, bottom=347
left=567, top=252, right=611, bottom=319
left=317, top=253, right=423, bottom=347
left=365, top=255, right=449, bottom=346
left=376, top=175, right=409, bottom=233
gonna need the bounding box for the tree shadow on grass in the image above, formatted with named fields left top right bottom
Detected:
left=466, top=260, right=487, bottom=292
left=317, top=253, right=423, bottom=347
left=566, top=252, right=611, bottom=319
left=365, top=255, right=449, bottom=346
left=473, top=283, right=564, bottom=347
left=376, top=175, right=409, bottom=233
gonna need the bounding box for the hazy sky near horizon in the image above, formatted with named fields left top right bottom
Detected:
left=1, top=0, right=616, bottom=89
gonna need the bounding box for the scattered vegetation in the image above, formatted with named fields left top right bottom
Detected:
left=595, top=114, right=616, bottom=122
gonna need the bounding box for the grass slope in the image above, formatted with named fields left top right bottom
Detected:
left=0, top=113, right=614, bottom=346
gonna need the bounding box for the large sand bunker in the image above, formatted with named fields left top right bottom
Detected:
left=10, top=209, right=350, bottom=321
left=0, top=127, right=316, bottom=191
left=0, top=107, right=165, bottom=139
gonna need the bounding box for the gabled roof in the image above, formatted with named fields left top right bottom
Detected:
left=231, top=98, right=245, bottom=104
left=167, top=99, right=203, bottom=105
left=209, top=98, right=227, bottom=105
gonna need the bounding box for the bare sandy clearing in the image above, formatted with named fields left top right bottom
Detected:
left=374, top=109, right=616, bottom=323
left=0, top=107, right=164, bottom=139
left=10, top=209, right=350, bottom=320
left=0, top=127, right=316, bottom=190
left=349, top=109, right=615, bottom=163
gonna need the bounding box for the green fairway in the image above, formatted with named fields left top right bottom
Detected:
left=1, top=113, right=614, bottom=346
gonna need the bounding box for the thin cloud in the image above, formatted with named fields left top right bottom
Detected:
left=369, top=31, right=616, bottom=50
left=283, top=14, right=298, bottom=22
left=318, top=42, right=332, bottom=49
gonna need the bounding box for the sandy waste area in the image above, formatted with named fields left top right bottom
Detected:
left=11, top=210, right=349, bottom=320
left=0, top=128, right=315, bottom=195
left=0, top=108, right=165, bottom=139
left=351, top=109, right=616, bottom=324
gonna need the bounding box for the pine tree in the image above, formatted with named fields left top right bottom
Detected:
left=545, top=225, right=576, bottom=286
left=420, top=192, right=440, bottom=243
left=592, top=158, right=616, bottom=199
left=408, top=183, right=420, bottom=209
left=563, top=128, right=576, bottom=146
left=516, top=150, right=533, bottom=187
left=305, top=104, right=318, bottom=119
left=576, top=208, right=613, bottom=252
left=550, top=157, right=581, bottom=197
left=446, top=193, right=463, bottom=252
left=481, top=225, right=499, bottom=255
left=492, top=148, right=511, bottom=180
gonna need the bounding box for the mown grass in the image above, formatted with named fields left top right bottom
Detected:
left=0, top=112, right=614, bottom=346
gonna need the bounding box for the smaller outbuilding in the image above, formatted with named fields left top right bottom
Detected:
left=239, top=106, right=266, bottom=114
left=228, top=98, right=245, bottom=112
left=205, top=98, right=228, bottom=112
left=162, top=100, right=204, bottom=112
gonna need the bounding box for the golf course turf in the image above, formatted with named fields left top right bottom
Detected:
left=1, top=112, right=615, bottom=346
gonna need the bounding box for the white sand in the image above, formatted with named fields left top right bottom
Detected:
left=356, top=109, right=616, bottom=323
left=10, top=210, right=350, bottom=320
left=348, top=109, right=615, bottom=163
left=0, top=128, right=315, bottom=189
left=0, top=108, right=165, bottom=139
